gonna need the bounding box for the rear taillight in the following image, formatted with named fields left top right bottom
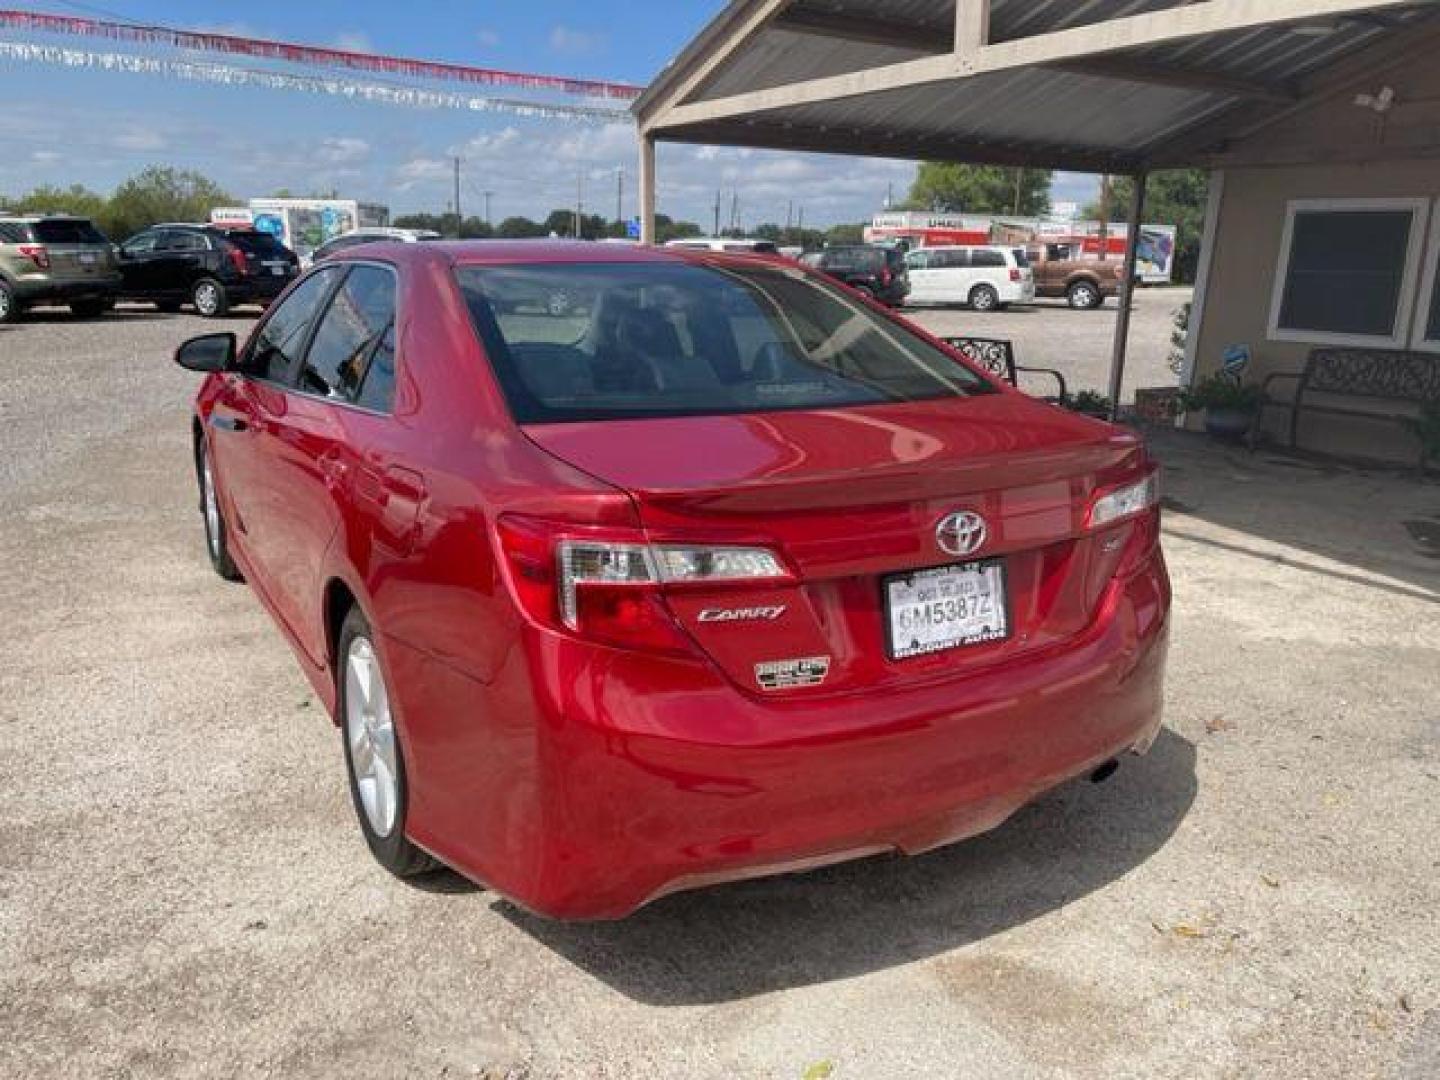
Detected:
left=497, top=515, right=787, bottom=654
left=880, top=267, right=892, bottom=285
left=1087, top=470, right=1160, bottom=530
left=17, top=244, right=49, bottom=270
left=1009, top=268, right=1022, bottom=282
left=225, top=245, right=249, bottom=276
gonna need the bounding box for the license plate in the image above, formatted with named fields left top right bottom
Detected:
left=78, top=253, right=97, bottom=265
left=269, top=265, right=285, bottom=276
left=884, top=560, right=1009, bottom=660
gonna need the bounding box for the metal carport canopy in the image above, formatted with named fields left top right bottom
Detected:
left=632, top=0, right=1440, bottom=411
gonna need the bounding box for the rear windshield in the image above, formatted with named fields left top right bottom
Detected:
left=32, top=219, right=108, bottom=244
left=224, top=230, right=291, bottom=257
left=817, top=247, right=885, bottom=273
left=456, top=261, right=994, bottom=423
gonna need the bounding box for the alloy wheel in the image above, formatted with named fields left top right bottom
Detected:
left=345, top=636, right=399, bottom=838
left=194, top=282, right=221, bottom=317
left=201, top=447, right=221, bottom=559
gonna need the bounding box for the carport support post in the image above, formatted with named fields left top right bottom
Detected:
left=1106, top=171, right=1147, bottom=420
left=639, top=133, right=657, bottom=245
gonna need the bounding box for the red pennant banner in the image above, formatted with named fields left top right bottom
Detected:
left=0, top=8, right=644, bottom=100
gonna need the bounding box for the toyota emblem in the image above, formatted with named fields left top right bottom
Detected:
left=935, top=510, right=988, bottom=557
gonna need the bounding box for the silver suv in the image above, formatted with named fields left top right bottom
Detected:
left=0, top=215, right=121, bottom=322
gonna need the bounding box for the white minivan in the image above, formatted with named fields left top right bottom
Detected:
left=903, top=245, right=1035, bottom=311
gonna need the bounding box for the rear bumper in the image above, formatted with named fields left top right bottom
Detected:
left=11, top=274, right=121, bottom=302
left=227, top=275, right=294, bottom=303
left=403, top=549, right=1171, bottom=920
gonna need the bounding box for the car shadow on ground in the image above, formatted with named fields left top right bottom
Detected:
left=499, top=728, right=1196, bottom=1006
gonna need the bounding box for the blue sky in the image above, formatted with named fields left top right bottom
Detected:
left=0, top=1, right=1100, bottom=227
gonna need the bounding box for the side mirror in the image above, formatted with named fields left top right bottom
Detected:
left=175, top=332, right=236, bottom=373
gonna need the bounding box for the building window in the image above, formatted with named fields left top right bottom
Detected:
left=1268, top=198, right=1429, bottom=347
left=1413, top=212, right=1440, bottom=354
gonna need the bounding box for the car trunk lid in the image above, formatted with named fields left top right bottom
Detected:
left=525, top=395, right=1148, bottom=695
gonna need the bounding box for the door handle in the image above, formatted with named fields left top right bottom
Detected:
left=211, top=415, right=248, bottom=432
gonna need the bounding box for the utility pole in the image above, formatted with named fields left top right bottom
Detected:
left=482, top=190, right=493, bottom=227
left=797, top=205, right=804, bottom=233
left=615, top=167, right=624, bottom=230
left=1097, top=174, right=1113, bottom=262
left=453, top=157, right=462, bottom=237
left=713, top=189, right=722, bottom=236
left=730, top=191, right=739, bottom=233
left=575, top=172, right=584, bottom=239
left=785, top=200, right=793, bottom=231
left=886, top=181, right=894, bottom=210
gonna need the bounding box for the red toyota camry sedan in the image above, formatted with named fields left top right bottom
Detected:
left=176, top=241, right=1170, bottom=919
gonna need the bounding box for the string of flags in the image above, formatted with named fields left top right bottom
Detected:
left=0, top=40, right=635, bottom=123
left=0, top=8, right=642, bottom=100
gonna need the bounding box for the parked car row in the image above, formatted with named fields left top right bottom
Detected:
left=0, top=212, right=310, bottom=323
left=795, top=242, right=1123, bottom=312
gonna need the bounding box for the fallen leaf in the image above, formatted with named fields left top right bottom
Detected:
left=1260, top=874, right=1280, bottom=889
left=1171, top=922, right=1209, bottom=939
left=1205, top=716, right=1234, bottom=735
left=803, top=1062, right=835, bottom=1080
left=1399, top=994, right=1412, bottom=1013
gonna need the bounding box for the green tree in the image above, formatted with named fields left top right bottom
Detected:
left=823, top=222, right=866, bottom=244
left=11, top=183, right=108, bottom=224
left=496, top=215, right=546, bottom=239
left=653, top=214, right=701, bottom=243
left=103, top=166, right=233, bottom=240
left=1084, top=170, right=1210, bottom=284
left=906, top=164, right=1052, bottom=216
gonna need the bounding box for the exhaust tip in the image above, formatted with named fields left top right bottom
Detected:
left=1090, top=758, right=1120, bottom=784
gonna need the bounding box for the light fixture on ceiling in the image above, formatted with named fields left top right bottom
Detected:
left=1354, top=85, right=1397, bottom=113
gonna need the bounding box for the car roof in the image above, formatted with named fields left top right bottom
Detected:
left=325, top=238, right=790, bottom=271
left=0, top=213, right=95, bottom=223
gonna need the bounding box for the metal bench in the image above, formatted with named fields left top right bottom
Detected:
left=941, top=335, right=1068, bottom=402
left=1250, top=347, right=1440, bottom=467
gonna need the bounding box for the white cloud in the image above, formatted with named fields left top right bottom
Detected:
left=548, top=24, right=609, bottom=56
left=331, top=30, right=374, bottom=53
left=392, top=157, right=453, bottom=192
left=318, top=137, right=372, bottom=165
left=476, top=27, right=501, bottom=48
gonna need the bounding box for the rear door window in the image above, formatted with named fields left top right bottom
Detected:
left=162, top=231, right=208, bottom=252
left=298, top=265, right=397, bottom=407
left=242, top=267, right=340, bottom=383
left=972, top=249, right=1007, bottom=268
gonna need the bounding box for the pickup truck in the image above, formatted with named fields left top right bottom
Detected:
left=1026, top=243, right=1126, bottom=309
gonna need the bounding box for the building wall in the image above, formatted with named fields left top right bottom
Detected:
left=1190, top=46, right=1440, bottom=464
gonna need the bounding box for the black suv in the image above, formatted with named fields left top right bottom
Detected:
left=117, top=224, right=299, bottom=316
left=799, top=245, right=910, bottom=307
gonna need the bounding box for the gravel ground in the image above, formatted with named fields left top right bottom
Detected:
left=0, top=299, right=1435, bottom=1079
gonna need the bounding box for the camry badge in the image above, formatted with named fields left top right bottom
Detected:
left=936, top=510, right=988, bottom=558
left=698, top=605, right=787, bottom=623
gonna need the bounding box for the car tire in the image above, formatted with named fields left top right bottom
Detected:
left=196, top=436, right=243, bottom=582
left=69, top=298, right=108, bottom=318
left=192, top=278, right=229, bottom=318
left=0, top=280, right=16, bottom=324
left=853, top=284, right=876, bottom=301
left=1068, top=281, right=1103, bottom=310
left=969, top=284, right=1000, bottom=312
left=337, top=605, right=439, bottom=879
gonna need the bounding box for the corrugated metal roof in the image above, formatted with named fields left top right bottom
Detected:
left=641, top=0, right=1440, bottom=170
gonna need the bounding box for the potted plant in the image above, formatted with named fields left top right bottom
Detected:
left=1064, top=389, right=1113, bottom=419
left=1178, top=373, right=1262, bottom=441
